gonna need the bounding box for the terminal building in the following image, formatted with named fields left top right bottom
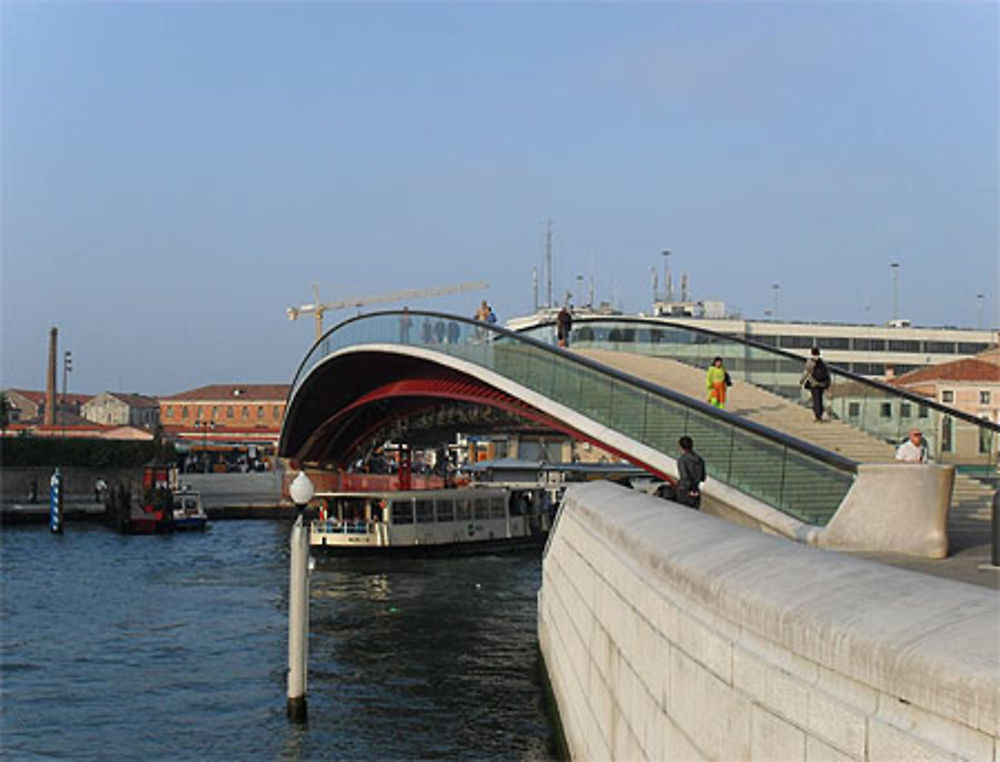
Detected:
left=511, top=299, right=997, bottom=380
left=645, top=299, right=997, bottom=379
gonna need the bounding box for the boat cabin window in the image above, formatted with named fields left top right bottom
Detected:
left=509, top=493, right=527, bottom=516
left=415, top=499, right=435, bottom=524
left=455, top=498, right=472, bottom=521
left=335, top=499, right=365, bottom=524
left=473, top=498, right=491, bottom=521
left=435, top=499, right=455, bottom=522
left=390, top=500, right=413, bottom=524
left=489, top=498, right=506, bottom=519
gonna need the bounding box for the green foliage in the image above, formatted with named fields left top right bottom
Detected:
left=0, top=436, right=176, bottom=468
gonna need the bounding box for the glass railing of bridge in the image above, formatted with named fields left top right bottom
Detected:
left=290, top=311, right=857, bottom=526
left=515, top=317, right=999, bottom=470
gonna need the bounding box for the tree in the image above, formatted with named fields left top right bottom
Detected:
left=0, top=391, right=9, bottom=436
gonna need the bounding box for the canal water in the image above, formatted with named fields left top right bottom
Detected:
left=1, top=521, right=557, bottom=760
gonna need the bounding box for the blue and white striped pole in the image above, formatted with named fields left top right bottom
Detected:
left=49, top=468, right=63, bottom=534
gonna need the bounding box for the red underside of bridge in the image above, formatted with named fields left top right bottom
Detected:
left=315, top=375, right=670, bottom=482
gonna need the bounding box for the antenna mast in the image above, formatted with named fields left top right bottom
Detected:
left=545, top=219, right=553, bottom=309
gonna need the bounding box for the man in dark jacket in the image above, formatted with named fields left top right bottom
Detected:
left=676, top=435, right=706, bottom=509
left=556, top=306, right=572, bottom=347
left=801, top=346, right=830, bottom=422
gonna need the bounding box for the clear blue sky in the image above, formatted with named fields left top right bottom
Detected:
left=2, top=2, right=997, bottom=395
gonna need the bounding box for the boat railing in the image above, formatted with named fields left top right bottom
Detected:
left=313, top=520, right=372, bottom=535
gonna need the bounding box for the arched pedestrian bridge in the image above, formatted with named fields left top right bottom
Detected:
left=279, top=311, right=969, bottom=557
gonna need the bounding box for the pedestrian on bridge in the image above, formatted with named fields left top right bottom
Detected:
left=801, top=347, right=831, bottom=422
left=556, top=306, right=572, bottom=348
left=676, top=436, right=706, bottom=510
left=895, top=428, right=928, bottom=463
left=705, top=356, right=729, bottom=408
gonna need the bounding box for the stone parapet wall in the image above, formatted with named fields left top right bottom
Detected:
left=538, top=481, right=998, bottom=761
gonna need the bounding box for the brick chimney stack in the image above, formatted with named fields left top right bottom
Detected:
left=44, top=327, right=57, bottom=426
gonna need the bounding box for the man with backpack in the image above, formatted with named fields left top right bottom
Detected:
left=801, top=346, right=831, bottom=422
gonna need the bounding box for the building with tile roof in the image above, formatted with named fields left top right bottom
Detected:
left=888, top=353, right=1000, bottom=465
left=158, top=384, right=289, bottom=472
left=3, top=389, right=92, bottom=424
left=82, top=392, right=161, bottom=428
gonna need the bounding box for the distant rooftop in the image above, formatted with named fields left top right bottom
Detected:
left=164, top=384, right=290, bottom=402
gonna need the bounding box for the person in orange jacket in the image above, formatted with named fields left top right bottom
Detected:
left=705, top=356, right=729, bottom=408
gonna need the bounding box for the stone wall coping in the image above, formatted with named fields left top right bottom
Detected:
left=561, top=481, right=1000, bottom=737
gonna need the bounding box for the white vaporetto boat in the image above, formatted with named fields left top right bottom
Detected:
left=309, top=487, right=552, bottom=557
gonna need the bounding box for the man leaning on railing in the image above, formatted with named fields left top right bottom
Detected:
left=895, top=428, right=928, bottom=463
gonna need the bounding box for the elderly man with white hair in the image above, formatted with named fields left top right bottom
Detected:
left=895, top=428, right=928, bottom=463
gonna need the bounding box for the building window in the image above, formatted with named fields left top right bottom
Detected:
left=242, top=406, right=249, bottom=420
left=166, top=405, right=173, bottom=419
left=182, top=406, right=189, bottom=419
left=257, top=406, right=264, bottom=419
left=212, top=406, right=220, bottom=419
left=273, top=406, right=281, bottom=419
left=227, top=406, right=234, bottom=419
left=941, top=416, right=953, bottom=453
left=941, top=390, right=954, bottom=404
left=958, top=342, right=988, bottom=354
left=880, top=402, right=892, bottom=418
left=980, top=391, right=991, bottom=405
left=888, top=340, right=920, bottom=352
left=823, top=337, right=850, bottom=350
left=980, top=417, right=993, bottom=455
left=900, top=403, right=911, bottom=418
left=779, top=335, right=816, bottom=349
left=848, top=402, right=860, bottom=417
left=918, top=405, right=929, bottom=418
left=923, top=341, right=956, bottom=354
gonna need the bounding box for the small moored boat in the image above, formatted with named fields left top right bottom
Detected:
left=172, top=489, right=208, bottom=531
left=309, top=487, right=552, bottom=557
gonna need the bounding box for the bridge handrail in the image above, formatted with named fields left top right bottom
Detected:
left=290, top=310, right=856, bottom=470
left=514, top=315, right=999, bottom=465
left=287, top=309, right=857, bottom=524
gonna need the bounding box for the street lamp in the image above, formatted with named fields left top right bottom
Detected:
left=195, top=419, right=216, bottom=473
left=62, top=350, right=72, bottom=437
left=977, top=293, right=985, bottom=329
left=287, top=469, right=314, bottom=723
left=890, top=262, right=900, bottom=321
left=290, top=470, right=315, bottom=514
left=771, top=283, right=780, bottom=319
left=662, top=250, right=671, bottom=302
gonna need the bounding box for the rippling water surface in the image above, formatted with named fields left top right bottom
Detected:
left=1, top=522, right=555, bottom=760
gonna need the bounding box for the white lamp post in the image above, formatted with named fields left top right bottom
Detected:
left=290, top=470, right=315, bottom=513
left=287, top=470, right=314, bottom=722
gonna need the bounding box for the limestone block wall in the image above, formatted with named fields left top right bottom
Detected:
left=538, top=481, right=998, bottom=761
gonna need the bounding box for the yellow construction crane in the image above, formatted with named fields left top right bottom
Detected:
left=287, top=280, right=490, bottom=341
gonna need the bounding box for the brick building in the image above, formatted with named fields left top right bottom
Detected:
left=159, top=384, right=289, bottom=471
